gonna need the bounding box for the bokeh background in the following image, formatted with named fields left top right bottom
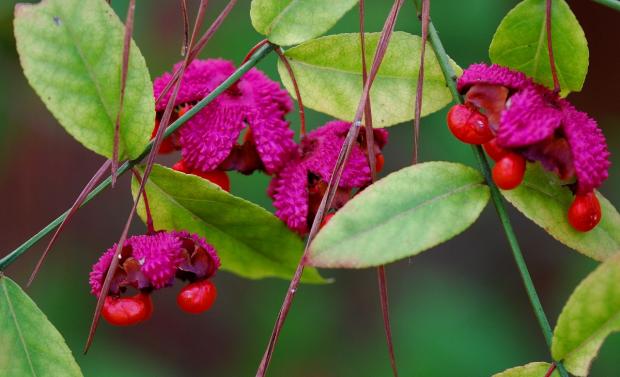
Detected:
left=1, top=1, right=619, bottom=376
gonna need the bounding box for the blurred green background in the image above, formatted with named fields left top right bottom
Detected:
left=1, top=1, right=619, bottom=376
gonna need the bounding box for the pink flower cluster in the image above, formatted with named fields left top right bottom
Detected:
left=458, top=63, right=610, bottom=194
left=89, top=231, right=219, bottom=297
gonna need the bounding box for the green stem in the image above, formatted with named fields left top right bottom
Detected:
left=426, top=18, right=570, bottom=377
left=591, top=0, right=620, bottom=12
left=0, top=43, right=274, bottom=271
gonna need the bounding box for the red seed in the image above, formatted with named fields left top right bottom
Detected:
left=177, top=280, right=217, bottom=314
left=568, top=192, right=602, bottom=232
left=483, top=138, right=509, bottom=162
left=102, top=293, right=153, bottom=326
left=447, top=104, right=494, bottom=145
left=375, top=154, right=385, bottom=173
left=320, top=213, right=335, bottom=229
left=492, top=153, right=526, bottom=190
left=151, top=119, right=177, bottom=154
left=173, top=161, right=231, bottom=192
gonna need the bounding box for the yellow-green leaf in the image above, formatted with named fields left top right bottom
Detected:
left=279, top=32, right=461, bottom=128
left=14, top=0, right=154, bottom=159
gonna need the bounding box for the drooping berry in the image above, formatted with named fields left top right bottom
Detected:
left=492, top=153, right=526, bottom=190
left=177, top=280, right=217, bottom=314
left=568, top=192, right=602, bottom=232
left=172, top=160, right=231, bottom=192
left=102, top=293, right=153, bottom=326
left=447, top=104, right=494, bottom=145
left=483, top=138, right=509, bottom=162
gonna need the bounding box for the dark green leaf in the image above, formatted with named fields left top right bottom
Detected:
left=552, top=254, right=620, bottom=376
left=250, top=0, right=358, bottom=46
left=14, top=0, right=154, bottom=159
left=489, top=0, right=588, bottom=94
left=131, top=164, right=324, bottom=283
left=308, top=162, right=490, bottom=268
left=278, top=32, right=461, bottom=128
left=0, top=274, right=83, bottom=377
left=501, top=163, right=620, bottom=261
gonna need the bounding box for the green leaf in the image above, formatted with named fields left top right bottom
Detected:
left=14, top=0, right=154, bottom=159
left=131, top=164, right=324, bottom=283
left=250, top=0, right=358, bottom=46
left=308, top=162, right=490, bottom=268
left=0, top=274, right=83, bottom=377
left=278, top=32, right=461, bottom=128
left=492, top=362, right=559, bottom=377
left=489, top=0, right=588, bottom=94
left=501, top=163, right=620, bottom=261
left=551, top=254, right=620, bottom=376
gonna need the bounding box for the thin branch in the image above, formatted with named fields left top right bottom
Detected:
left=360, top=2, right=397, bottom=376
left=111, top=0, right=136, bottom=186
left=420, top=7, right=570, bottom=377
left=0, top=43, right=274, bottom=272
left=242, top=39, right=270, bottom=64
left=273, top=46, right=307, bottom=137
left=412, top=0, right=429, bottom=164
left=544, top=362, right=557, bottom=377
left=546, top=0, right=560, bottom=94
left=255, top=2, right=404, bottom=376
left=27, top=160, right=112, bottom=286
left=131, top=169, right=155, bottom=234
left=180, top=0, right=189, bottom=56
left=154, top=0, right=238, bottom=107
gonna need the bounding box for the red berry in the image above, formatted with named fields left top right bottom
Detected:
left=447, top=104, right=494, bottom=145
left=492, top=153, right=526, bottom=190
left=483, top=138, right=509, bottom=162
left=172, top=160, right=191, bottom=173
left=177, top=280, right=217, bottom=314
left=375, top=154, right=385, bottom=173
left=568, top=192, right=602, bottom=232
left=194, top=170, right=231, bottom=192
left=173, top=161, right=231, bottom=192
left=152, top=119, right=177, bottom=154
left=320, top=213, right=335, bottom=229
left=102, top=293, right=153, bottom=326
left=177, top=104, right=191, bottom=117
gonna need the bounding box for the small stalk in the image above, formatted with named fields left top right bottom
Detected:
left=421, top=11, right=569, bottom=377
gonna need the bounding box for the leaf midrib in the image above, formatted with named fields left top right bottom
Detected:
left=313, top=181, right=483, bottom=254
left=1, top=279, right=38, bottom=377
left=289, top=59, right=446, bottom=82
left=51, top=1, right=124, bottom=155
left=267, top=0, right=299, bottom=34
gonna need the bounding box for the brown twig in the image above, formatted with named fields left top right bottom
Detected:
left=27, top=159, right=112, bottom=286
left=180, top=0, right=189, bottom=56
left=131, top=169, right=155, bottom=234
left=359, top=2, right=398, bottom=376
left=254, top=2, right=404, bottom=376
left=413, top=0, right=429, bottom=164
left=154, top=0, right=238, bottom=107
left=546, top=0, right=561, bottom=94
left=85, top=0, right=210, bottom=353
left=111, top=0, right=136, bottom=186
left=544, top=362, right=557, bottom=377
left=273, top=46, right=307, bottom=137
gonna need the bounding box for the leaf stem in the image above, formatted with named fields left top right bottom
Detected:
left=0, top=43, right=274, bottom=272
left=423, top=13, right=569, bottom=377
left=591, top=0, right=620, bottom=11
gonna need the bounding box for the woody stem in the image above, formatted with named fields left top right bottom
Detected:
left=0, top=43, right=274, bottom=271
left=422, top=10, right=569, bottom=377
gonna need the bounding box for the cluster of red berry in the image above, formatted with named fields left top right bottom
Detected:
left=102, top=280, right=217, bottom=326
left=447, top=104, right=601, bottom=232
